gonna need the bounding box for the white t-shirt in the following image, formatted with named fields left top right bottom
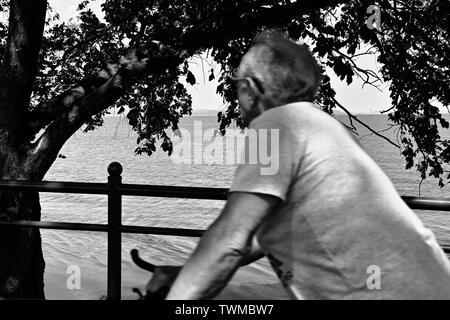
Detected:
left=229, top=102, right=450, bottom=299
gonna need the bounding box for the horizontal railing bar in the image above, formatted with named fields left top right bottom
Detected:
left=402, top=196, right=450, bottom=211
left=0, top=220, right=108, bottom=232
left=0, top=180, right=228, bottom=200
left=119, top=184, right=228, bottom=200
left=121, top=225, right=204, bottom=237
left=0, top=220, right=204, bottom=237
left=2, top=180, right=450, bottom=211
left=0, top=221, right=448, bottom=252
left=0, top=180, right=108, bottom=195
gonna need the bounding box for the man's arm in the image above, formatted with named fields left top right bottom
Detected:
left=165, top=191, right=280, bottom=300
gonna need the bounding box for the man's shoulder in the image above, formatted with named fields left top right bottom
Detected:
left=250, top=102, right=333, bottom=132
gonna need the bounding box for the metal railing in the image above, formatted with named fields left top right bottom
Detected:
left=0, top=161, right=449, bottom=300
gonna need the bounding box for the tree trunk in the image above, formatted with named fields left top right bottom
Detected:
left=0, top=147, right=45, bottom=299
left=0, top=0, right=47, bottom=298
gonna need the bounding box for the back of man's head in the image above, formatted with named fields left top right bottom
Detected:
left=239, top=30, right=321, bottom=108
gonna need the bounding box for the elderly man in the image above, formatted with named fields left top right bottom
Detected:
left=147, top=30, right=450, bottom=299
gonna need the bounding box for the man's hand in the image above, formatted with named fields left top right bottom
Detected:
left=146, top=266, right=182, bottom=299
left=130, top=249, right=182, bottom=300
left=166, top=192, right=279, bottom=299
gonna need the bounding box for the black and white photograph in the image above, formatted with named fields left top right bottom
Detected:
left=0, top=0, right=449, bottom=308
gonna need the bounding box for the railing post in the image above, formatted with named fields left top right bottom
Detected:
left=107, top=162, right=123, bottom=300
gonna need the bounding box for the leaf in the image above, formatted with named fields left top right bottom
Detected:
left=346, top=74, right=353, bottom=85
left=216, top=83, right=224, bottom=94
left=321, top=26, right=336, bottom=35
left=77, top=0, right=90, bottom=11
left=209, top=69, right=215, bottom=81
left=127, top=108, right=140, bottom=127
left=186, top=71, right=196, bottom=85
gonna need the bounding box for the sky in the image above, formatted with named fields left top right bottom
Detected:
left=48, top=0, right=393, bottom=115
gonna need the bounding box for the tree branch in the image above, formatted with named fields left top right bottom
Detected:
left=27, top=60, right=121, bottom=134
left=27, top=52, right=178, bottom=178
left=303, top=28, right=383, bottom=91
left=380, top=105, right=396, bottom=114
left=332, top=96, right=400, bottom=149
left=333, top=49, right=383, bottom=90
left=358, top=123, right=399, bottom=141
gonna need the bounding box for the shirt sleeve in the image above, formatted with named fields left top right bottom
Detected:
left=229, top=119, right=300, bottom=202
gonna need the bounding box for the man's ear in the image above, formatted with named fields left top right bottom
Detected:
left=247, top=77, right=264, bottom=103
left=245, top=77, right=263, bottom=101
left=246, top=77, right=263, bottom=96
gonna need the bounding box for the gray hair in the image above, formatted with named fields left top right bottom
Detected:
left=239, top=30, right=321, bottom=108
